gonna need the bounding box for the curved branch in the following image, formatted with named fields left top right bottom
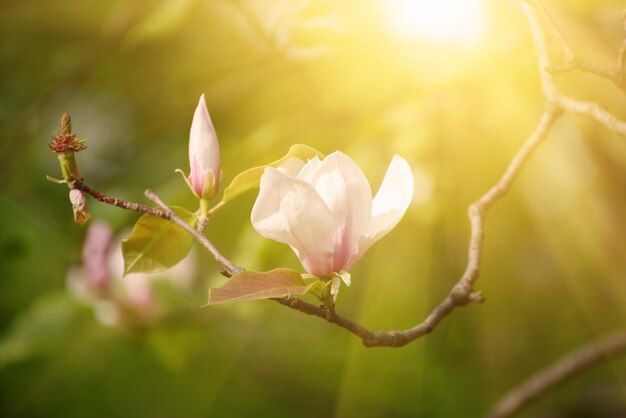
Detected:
left=72, top=180, right=169, bottom=219
left=487, top=329, right=626, bottom=418
left=530, top=0, right=626, bottom=93
left=558, top=96, right=626, bottom=136
left=523, top=1, right=626, bottom=138
left=273, top=106, right=559, bottom=347
left=70, top=181, right=241, bottom=277
left=52, top=0, right=626, bottom=349
left=67, top=104, right=557, bottom=347
left=144, top=189, right=242, bottom=277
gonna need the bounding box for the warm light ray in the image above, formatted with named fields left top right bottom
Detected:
left=381, top=0, right=486, bottom=46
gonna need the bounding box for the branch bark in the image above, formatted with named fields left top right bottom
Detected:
left=481, top=2, right=626, bottom=414
left=70, top=182, right=241, bottom=277
left=143, top=189, right=242, bottom=277
left=487, top=329, right=626, bottom=418
left=523, top=1, right=626, bottom=138
left=72, top=180, right=169, bottom=219
left=534, top=0, right=626, bottom=93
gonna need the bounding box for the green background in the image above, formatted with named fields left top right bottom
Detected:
left=1, top=0, right=626, bottom=416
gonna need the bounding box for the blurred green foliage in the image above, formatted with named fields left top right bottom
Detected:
left=1, top=0, right=626, bottom=417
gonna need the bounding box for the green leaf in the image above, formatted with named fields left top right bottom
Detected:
left=219, top=144, right=324, bottom=205
left=122, top=206, right=196, bottom=275
left=208, top=268, right=316, bottom=304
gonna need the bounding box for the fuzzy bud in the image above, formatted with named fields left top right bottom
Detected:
left=69, top=189, right=91, bottom=225
left=49, top=113, right=86, bottom=182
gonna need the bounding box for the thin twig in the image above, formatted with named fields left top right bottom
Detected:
left=72, top=180, right=169, bottom=219
left=487, top=329, right=626, bottom=418
left=547, top=59, right=618, bottom=84
left=74, top=110, right=557, bottom=347
left=268, top=0, right=626, bottom=350
left=72, top=179, right=241, bottom=276
left=263, top=106, right=558, bottom=348
left=533, top=0, right=626, bottom=92
left=480, top=2, right=626, bottom=414
left=523, top=1, right=626, bottom=138
left=144, top=189, right=241, bottom=276
left=558, top=96, right=626, bottom=136
left=55, top=0, right=626, bottom=350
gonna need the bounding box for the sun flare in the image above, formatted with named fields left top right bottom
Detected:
left=381, top=0, right=486, bottom=46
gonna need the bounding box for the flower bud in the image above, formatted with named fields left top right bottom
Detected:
left=69, top=189, right=91, bottom=225
left=49, top=113, right=86, bottom=182
left=186, top=94, right=221, bottom=199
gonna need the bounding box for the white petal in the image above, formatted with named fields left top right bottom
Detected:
left=251, top=168, right=339, bottom=276
left=297, top=151, right=372, bottom=271
left=296, top=155, right=322, bottom=182
left=346, top=155, right=414, bottom=269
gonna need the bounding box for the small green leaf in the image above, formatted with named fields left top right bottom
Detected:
left=122, top=206, right=196, bottom=275
left=218, top=144, right=324, bottom=205
left=208, top=268, right=316, bottom=304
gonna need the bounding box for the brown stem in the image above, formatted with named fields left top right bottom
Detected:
left=261, top=107, right=558, bottom=348
left=72, top=180, right=240, bottom=276
left=53, top=0, right=626, bottom=352
left=487, top=329, right=626, bottom=418
left=72, top=180, right=169, bottom=219
left=144, top=189, right=242, bottom=276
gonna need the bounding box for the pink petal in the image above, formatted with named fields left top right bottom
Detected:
left=298, top=152, right=372, bottom=271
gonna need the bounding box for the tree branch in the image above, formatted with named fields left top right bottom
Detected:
left=275, top=0, right=626, bottom=347
left=68, top=180, right=241, bottom=277
left=270, top=106, right=559, bottom=347
left=72, top=180, right=169, bottom=219
left=143, top=189, right=242, bottom=277
left=53, top=0, right=626, bottom=350
left=271, top=0, right=626, bottom=349
left=523, top=2, right=626, bottom=139
left=557, top=96, right=626, bottom=136
left=70, top=113, right=557, bottom=346
left=480, top=1, right=626, bottom=413
left=534, top=0, right=626, bottom=93
left=487, top=329, right=626, bottom=418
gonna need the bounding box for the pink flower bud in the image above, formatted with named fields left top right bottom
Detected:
left=187, top=94, right=220, bottom=199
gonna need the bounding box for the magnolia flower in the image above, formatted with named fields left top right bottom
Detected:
left=178, top=94, right=221, bottom=199
left=251, top=151, right=414, bottom=277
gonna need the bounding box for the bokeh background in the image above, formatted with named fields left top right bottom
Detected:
left=2, top=0, right=626, bottom=417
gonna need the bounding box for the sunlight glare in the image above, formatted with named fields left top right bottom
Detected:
left=382, top=0, right=486, bottom=46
